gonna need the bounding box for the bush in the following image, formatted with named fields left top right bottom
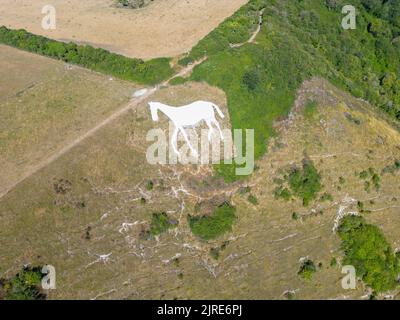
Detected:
left=298, top=259, right=316, bottom=280
left=188, top=203, right=236, bottom=240
left=338, top=215, right=400, bottom=292
left=1, top=267, right=45, bottom=300
left=150, top=212, right=177, bottom=236
left=288, top=160, right=322, bottom=206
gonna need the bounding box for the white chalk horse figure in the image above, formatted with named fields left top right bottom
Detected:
left=149, top=101, right=225, bottom=156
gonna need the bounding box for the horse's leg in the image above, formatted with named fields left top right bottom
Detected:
left=179, top=127, right=197, bottom=156
left=171, top=126, right=180, bottom=155
left=212, top=119, right=224, bottom=140
left=205, top=120, right=214, bottom=142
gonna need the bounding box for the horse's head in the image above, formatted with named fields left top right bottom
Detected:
left=148, top=102, right=159, bottom=121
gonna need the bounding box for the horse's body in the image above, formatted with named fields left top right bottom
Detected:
left=149, top=101, right=225, bottom=156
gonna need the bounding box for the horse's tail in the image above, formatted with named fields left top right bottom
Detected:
left=212, top=103, right=225, bottom=119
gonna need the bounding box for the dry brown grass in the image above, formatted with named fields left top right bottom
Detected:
left=0, top=45, right=138, bottom=196
left=1, top=73, right=399, bottom=299
left=0, top=0, right=248, bottom=59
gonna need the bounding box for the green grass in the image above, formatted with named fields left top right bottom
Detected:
left=338, top=215, right=400, bottom=293
left=303, top=100, right=318, bottom=119
left=149, top=212, right=177, bottom=236
left=188, top=203, right=236, bottom=240
left=0, top=26, right=174, bottom=85
left=169, top=76, right=188, bottom=85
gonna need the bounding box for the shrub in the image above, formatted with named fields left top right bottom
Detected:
left=274, top=186, right=292, bottom=201
left=188, top=203, right=236, bottom=240
left=1, top=267, right=45, bottom=300
left=288, top=160, right=322, bottom=206
left=150, top=212, right=177, bottom=236
left=298, top=259, right=316, bottom=280
left=338, top=215, right=400, bottom=292
left=146, top=180, right=154, bottom=191
left=169, top=76, right=187, bottom=86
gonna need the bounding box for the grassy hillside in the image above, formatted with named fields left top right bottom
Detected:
left=181, top=0, right=400, bottom=180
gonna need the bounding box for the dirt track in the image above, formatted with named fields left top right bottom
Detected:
left=0, top=0, right=247, bottom=59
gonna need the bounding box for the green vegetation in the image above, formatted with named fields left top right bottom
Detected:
left=146, top=180, right=154, bottom=191
left=188, top=203, right=236, bottom=240
left=178, top=0, right=265, bottom=65
left=169, top=76, right=188, bottom=86
left=274, top=186, right=292, bottom=201
left=1, top=267, right=45, bottom=300
left=338, top=215, right=400, bottom=292
left=288, top=160, right=322, bottom=206
left=149, top=212, right=177, bottom=236
left=358, top=168, right=381, bottom=191
left=303, top=100, right=318, bottom=119
left=274, top=159, right=321, bottom=206
left=330, top=257, right=337, bottom=267
left=298, top=259, right=317, bottom=280
left=0, top=26, right=173, bottom=85
left=179, top=0, right=400, bottom=181
left=248, top=194, right=258, bottom=205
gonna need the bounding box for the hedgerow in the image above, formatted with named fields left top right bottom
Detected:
left=0, top=26, right=173, bottom=85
